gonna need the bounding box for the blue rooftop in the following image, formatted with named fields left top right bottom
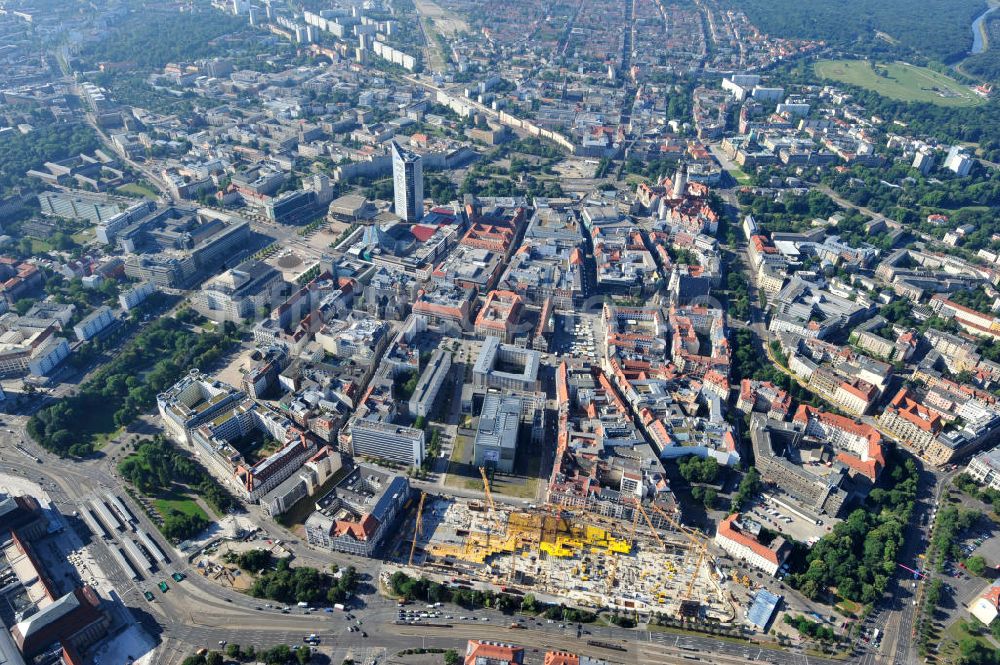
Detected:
left=747, top=589, right=782, bottom=629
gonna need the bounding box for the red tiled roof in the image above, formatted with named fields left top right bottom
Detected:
left=410, top=224, right=439, bottom=242
left=887, top=388, right=943, bottom=433
left=716, top=514, right=782, bottom=565
left=544, top=652, right=580, bottom=665
left=982, top=584, right=1000, bottom=610
left=465, top=640, right=524, bottom=665
left=333, top=513, right=378, bottom=541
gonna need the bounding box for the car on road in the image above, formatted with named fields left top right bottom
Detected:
left=171, top=572, right=186, bottom=582
left=158, top=581, right=169, bottom=593
left=143, top=591, right=155, bottom=602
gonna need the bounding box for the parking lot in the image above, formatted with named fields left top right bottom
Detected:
left=939, top=513, right=998, bottom=615
left=743, top=492, right=837, bottom=554
left=549, top=313, right=600, bottom=360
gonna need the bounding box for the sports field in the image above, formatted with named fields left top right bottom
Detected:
left=814, top=59, right=984, bottom=107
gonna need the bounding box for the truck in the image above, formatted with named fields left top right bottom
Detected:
left=297, top=602, right=309, bottom=608
left=334, top=603, right=346, bottom=611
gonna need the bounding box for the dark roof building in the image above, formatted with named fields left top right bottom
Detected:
left=11, top=586, right=108, bottom=658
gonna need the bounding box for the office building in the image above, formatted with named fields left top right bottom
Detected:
left=474, top=290, right=524, bottom=342
left=304, top=464, right=410, bottom=556
left=0, top=314, right=71, bottom=377
left=118, top=281, right=156, bottom=311
left=472, top=336, right=540, bottom=392
left=195, top=260, right=286, bottom=321
left=714, top=513, right=789, bottom=576
left=966, top=447, right=1000, bottom=491
left=473, top=394, right=521, bottom=473
left=261, top=447, right=343, bottom=517
left=391, top=140, right=423, bottom=222
left=349, top=418, right=425, bottom=466
left=408, top=347, right=451, bottom=418
left=73, top=306, right=115, bottom=342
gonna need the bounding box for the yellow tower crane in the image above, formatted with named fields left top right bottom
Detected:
left=629, top=503, right=641, bottom=548
left=479, top=466, right=497, bottom=514
left=409, top=491, right=427, bottom=566
left=630, top=498, right=667, bottom=551
left=479, top=466, right=500, bottom=550
left=646, top=501, right=713, bottom=601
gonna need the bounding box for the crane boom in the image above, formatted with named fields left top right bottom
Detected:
left=409, top=491, right=426, bottom=566
left=648, top=500, right=708, bottom=552
left=631, top=499, right=666, bottom=551
left=479, top=466, right=497, bottom=514
left=629, top=503, right=640, bottom=547
left=684, top=544, right=707, bottom=600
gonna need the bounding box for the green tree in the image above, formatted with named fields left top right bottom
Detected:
left=965, top=555, right=988, bottom=577
left=262, top=644, right=292, bottom=664
left=13, top=299, right=34, bottom=316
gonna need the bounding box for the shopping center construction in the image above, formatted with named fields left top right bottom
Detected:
left=394, top=494, right=733, bottom=621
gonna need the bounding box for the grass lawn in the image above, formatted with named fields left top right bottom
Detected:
left=939, top=619, right=995, bottom=661
left=814, top=60, right=984, bottom=107
left=443, top=433, right=470, bottom=486
left=28, top=239, right=53, bottom=253
left=116, top=182, right=159, bottom=199
left=729, top=168, right=752, bottom=185
left=153, top=494, right=208, bottom=521
left=92, top=427, right=124, bottom=450
left=443, top=433, right=542, bottom=500
left=71, top=228, right=96, bottom=245
left=835, top=598, right=862, bottom=617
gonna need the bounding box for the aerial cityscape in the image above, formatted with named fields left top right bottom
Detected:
left=0, top=0, right=1000, bottom=663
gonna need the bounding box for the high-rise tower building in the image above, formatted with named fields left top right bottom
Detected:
left=391, top=140, right=423, bottom=222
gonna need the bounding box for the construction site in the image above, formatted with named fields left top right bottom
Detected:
left=191, top=538, right=292, bottom=591
left=396, top=472, right=734, bottom=622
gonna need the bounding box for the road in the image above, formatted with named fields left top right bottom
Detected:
left=724, top=184, right=949, bottom=665
left=1, top=418, right=397, bottom=660
left=4, top=406, right=860, bottom=664
left=80, top=110, right=173, bottom=203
